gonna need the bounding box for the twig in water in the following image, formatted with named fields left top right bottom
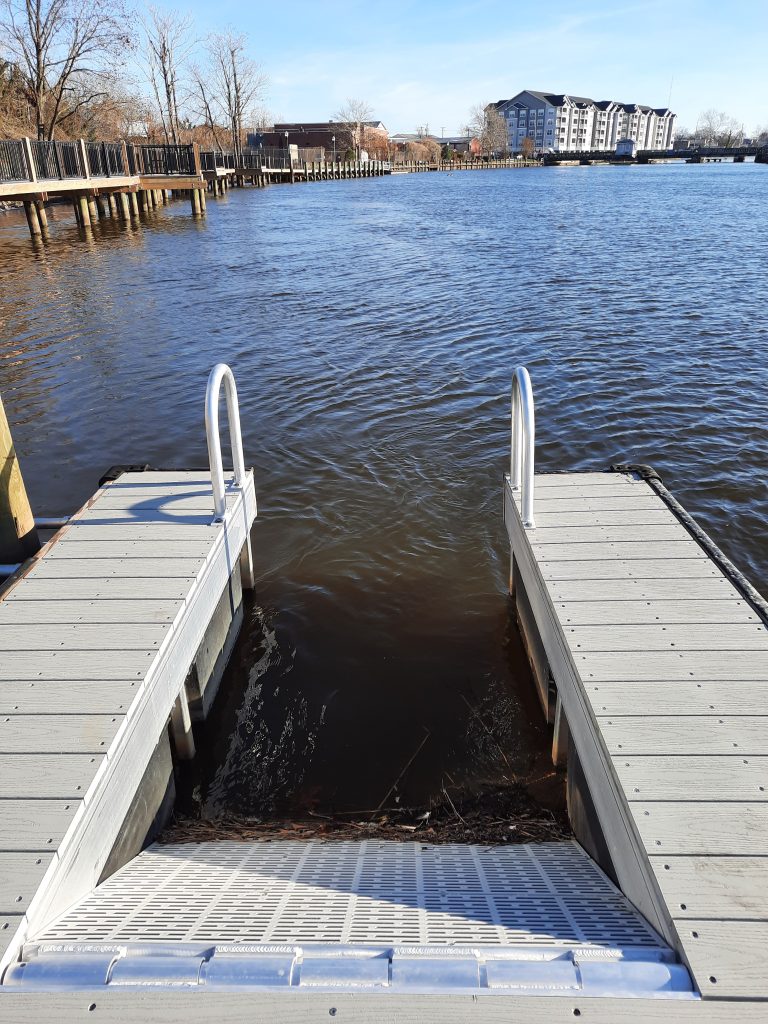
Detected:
left=459, top=693, right=516, bottom=777
left=441, top=781, right=467, bottom=825
left=371, top=729, right=431, bottom=820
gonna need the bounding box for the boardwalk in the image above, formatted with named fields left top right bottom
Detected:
left=0, top=468, right=256, bottom=974
left=505, top=467, right=768, bottom=1004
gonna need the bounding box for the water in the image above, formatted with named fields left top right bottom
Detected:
left=1, top=163, right=767, bottom=816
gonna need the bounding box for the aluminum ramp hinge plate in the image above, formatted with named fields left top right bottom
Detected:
left=5, top=942, right=695, bottom=996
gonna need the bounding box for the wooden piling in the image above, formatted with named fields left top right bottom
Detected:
left=77, top=194, right=91, bottom=227
left=0, top=395, right=39, bottom=565
left=34, top=201, right=48, bottom=233
left=119, top=192, right=131, bottom=221
left=198, top=187, right=207, bottom=213
left=23, top=200, right=42, bottom=238
left=95, top=196, right=107, bottom=220
left=190, top=188, right=201, bottom=216
left=129, top=191, right=140, bottom=218
left=87, top=196, right=98, bottom=222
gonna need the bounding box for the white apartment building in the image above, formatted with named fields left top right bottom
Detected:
left=492, top=91, right=676, bottom=154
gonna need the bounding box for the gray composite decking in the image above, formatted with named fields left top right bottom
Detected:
left=0, top=470, right=256, bottom=974
left=504, top=470, right=768, bottom=1003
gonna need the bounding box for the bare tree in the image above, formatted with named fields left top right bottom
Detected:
left=694, top=109, right=743, bottom=148
left=0, top=0, right=130, bottom=139
left=752, top=123, right=768, bottom=146
left=141, top=6, right=194, bottom=146
left=192, top=31, right=265, bottom=158
left=467, top=102, right=508, bottom=156
left=333, top=98, right=373, bottom=158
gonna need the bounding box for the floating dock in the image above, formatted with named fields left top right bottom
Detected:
left=0, top=366, right=765, bottom=1021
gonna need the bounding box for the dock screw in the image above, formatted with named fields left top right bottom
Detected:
left=329, top=1009, right=337, bottom=1017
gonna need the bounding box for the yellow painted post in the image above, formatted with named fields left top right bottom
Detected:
left=0, top=395, right=39, bottom=564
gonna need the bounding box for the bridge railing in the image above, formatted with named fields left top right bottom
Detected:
left=31, top=140, right=85, bottom=180
left=0, top=140, right=28, bottom=182
left=129, top=144, right=196, bottom=176
left=85, top=142, right=126, bottom=177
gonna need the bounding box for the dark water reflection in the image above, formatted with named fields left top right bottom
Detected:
left=1, top=163, right=767, bottom=814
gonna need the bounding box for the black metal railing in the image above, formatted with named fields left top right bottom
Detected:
left=31, top=140, right=84, bottom=180
left=85, top=141, right=125, bottom=177
left=0, top=140, right=28, bottom=182
left=200, top=150, right=237, bottom=170
left=130, top=144, right=196, bottom=176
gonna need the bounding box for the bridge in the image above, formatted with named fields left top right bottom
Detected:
left=544, top=145, right=768, bottom=165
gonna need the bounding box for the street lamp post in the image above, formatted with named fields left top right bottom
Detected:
left=284, top=130, right=289, bottom=167
left=332, top=134, right=336, bottom=162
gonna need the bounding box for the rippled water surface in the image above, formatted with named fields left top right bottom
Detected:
left=1, top=163, right=767, bottom=814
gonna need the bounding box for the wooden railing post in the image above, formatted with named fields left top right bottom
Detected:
left=0, top=395, right=39, bottom=564
left=21, top=138, right=37, bottom=183
left=78, top=139, right=90, bottom=178
left=192, top=143, right=202, bottom=177
left=120, top=141, right=130, bottom=176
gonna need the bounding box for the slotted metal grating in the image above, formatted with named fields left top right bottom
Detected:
left=35, top=840, right=661, bottom=948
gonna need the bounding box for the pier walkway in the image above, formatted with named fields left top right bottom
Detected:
left=504, top=369, right=768, bottom=1008
left=0, top=369, right=257, bottom=976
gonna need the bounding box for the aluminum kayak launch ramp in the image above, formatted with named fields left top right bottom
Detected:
left=5, top=840, right=692, bottom=997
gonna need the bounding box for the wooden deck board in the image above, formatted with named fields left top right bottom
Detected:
left=0, top=681, right=138, bottom=714
left=0, top=800, right=82, bottom=850
left=651, top=857, right=768, bottom=919
left=0, top=754, right=106, bottom=797
left=0, top=599, right=183, bottom=624
left=538, top=559, right=721, bottom=580
left=504, top=470, right=768, bottom=1001
left=4, top=577, right=197, bottom=600
left=576, top=650, right=768, bottom=680
left=0, top=715, right=124, bottom=754
left=600, top=716, right=768, bottom=754
left=587, top=681, right=768, bottom=716
left=26, top=557, right=207, bottom=579
left=0, top=650, right=155, bottom=679
left=0, top=622, right=170, bottom=650
left=616, top=756, right=768, bottom=801
left=566, top=623, right=768, bottom=651
left=555, top=600, right=757, bottom=625
left=0, top=854, right=55, bottom=912
left=548, top=577, right=741, bottom=601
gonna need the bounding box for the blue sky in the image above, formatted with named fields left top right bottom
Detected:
left=181, top=0, right=767, bottom=135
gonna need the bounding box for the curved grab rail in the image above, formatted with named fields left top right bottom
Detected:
left=511, top=366, right=535, bottom=528
left=205, top=363, right=246, bottom=520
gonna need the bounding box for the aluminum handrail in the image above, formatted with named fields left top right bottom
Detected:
left=205, top=363, right=246, bottom=521
left=511, top=366, right=535, bottom=528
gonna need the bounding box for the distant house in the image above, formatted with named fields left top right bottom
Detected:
left=251, top=121, right=388, bottom=159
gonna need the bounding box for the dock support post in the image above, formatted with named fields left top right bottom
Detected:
left=239, top=536, right=254, bottom=590
left=87, top=196, right=98, bottom=222
left=190, top=188, right=201, bottom=216
left=170, top=692, right=196, bottom=760
left=35, top=200, right=48, bottom=233
left=95, top=196, right=107, bottom=219
left=119, top=192, right=131, bottom=221
left=198, top=187, right=207, bottom=213
left=23, top=200, right=42, bottom=238
left=0, top=395, right=39, bottom=565
left=77, top=194, right=91, bottom=227
left=552, top=694, right=570, bottom=766
left=129, top=191, right=140, bottom=218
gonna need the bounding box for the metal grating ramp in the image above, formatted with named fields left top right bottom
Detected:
left=35, top=840, right=658, bottom=946
left=6, top=841, right=694, bottom=996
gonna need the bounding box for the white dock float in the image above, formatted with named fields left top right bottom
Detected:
left=0, top=366, right=257, bottom=976
left=504, top=368, right=768, bottom=1009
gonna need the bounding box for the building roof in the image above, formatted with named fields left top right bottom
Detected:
left=493, top=91, right=675, bottom=117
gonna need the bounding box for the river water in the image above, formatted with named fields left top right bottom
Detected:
left=1, top=163, right=767, bottom=816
